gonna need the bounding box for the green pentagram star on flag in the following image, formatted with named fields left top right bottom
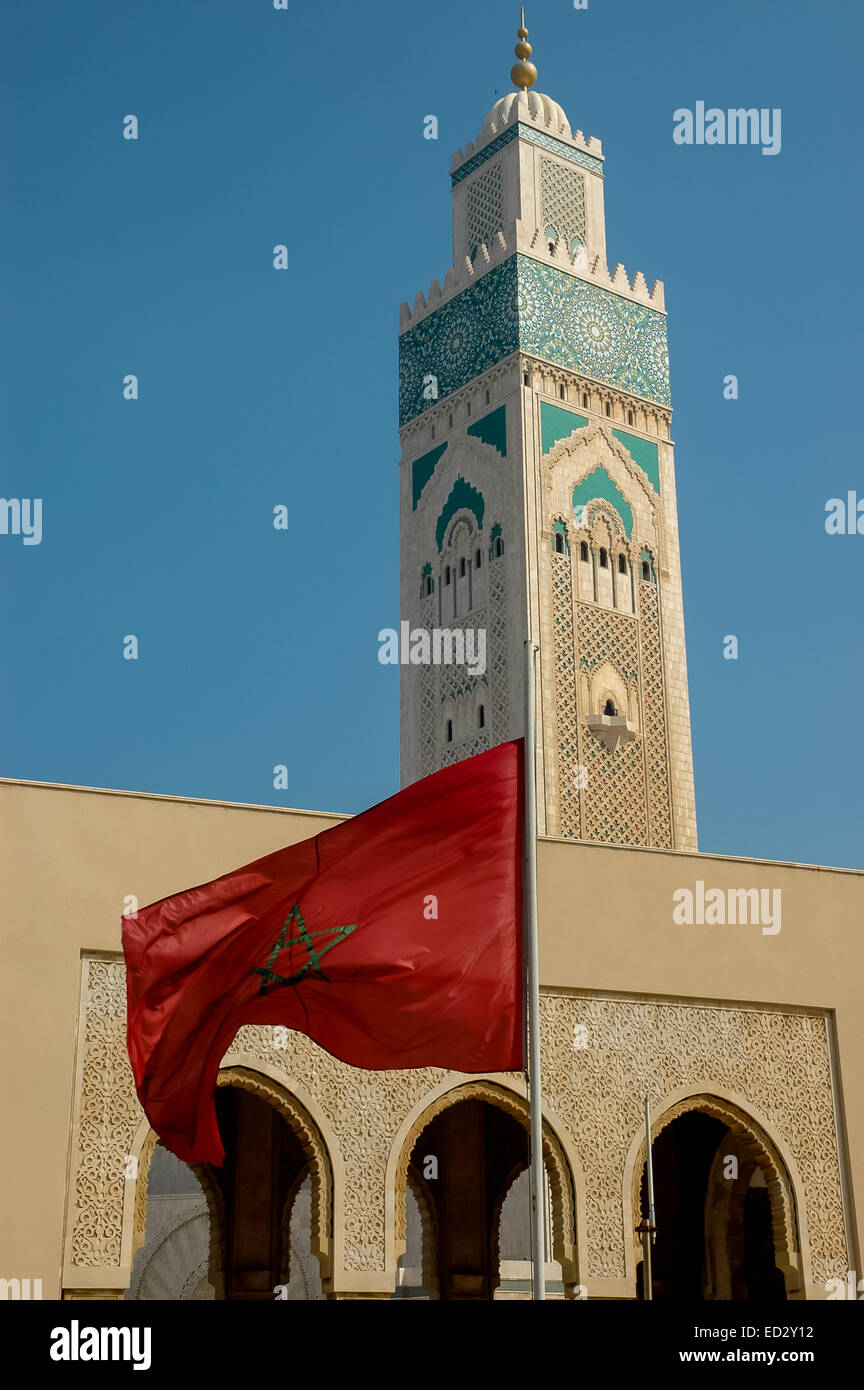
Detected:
left=250, top=902, right=358, bottom=994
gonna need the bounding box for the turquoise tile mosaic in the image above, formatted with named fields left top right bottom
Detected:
left=467, top=404, right=507, bottom=457
left=412, top=442, right=449, bottom=510
left=611, top=427, right=660, bottom=494
left=540, top=401, right=588, bottom=453
left=399, top=255, right=669, bottom=426
left=451, top=123, right=604, bottom=186
left=435, top=477, right=485, bottom=552
left=518, top=259, right=670, bottom=410
left=573, top=467, right=633, bottom=538
left=400, top=259, right=520, bottom=428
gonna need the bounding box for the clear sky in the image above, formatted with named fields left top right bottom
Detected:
left=1, top=0, right=862, bottom=869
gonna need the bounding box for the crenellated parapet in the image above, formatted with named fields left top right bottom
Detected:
left=400, top=233, right=664, bottom=334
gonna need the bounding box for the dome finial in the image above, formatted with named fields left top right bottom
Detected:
left=511, top=8, right=538, bottom=91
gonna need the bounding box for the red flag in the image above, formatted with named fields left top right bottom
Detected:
left=123, top=741, right=523, bottom=1165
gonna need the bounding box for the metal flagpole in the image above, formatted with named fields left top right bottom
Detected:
left=637, top=1097, right=656, bottom=1300
left=523, top=638, right=546, bottom=1301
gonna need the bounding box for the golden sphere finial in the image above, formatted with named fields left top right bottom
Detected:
left=511, top=9, right=538, bottom=91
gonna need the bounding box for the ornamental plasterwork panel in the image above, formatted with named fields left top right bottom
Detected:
left=540, top=995, right=847, bottom=1285
left=68, top=958, right=846, bottom=1292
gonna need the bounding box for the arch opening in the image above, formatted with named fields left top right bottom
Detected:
left=633, top=1097, right=802, bottom=1302
left=394, top=1082, right=579, bottom=1301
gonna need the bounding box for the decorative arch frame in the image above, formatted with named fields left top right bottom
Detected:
left=404, top=1164, right=440, bottom=1299
left=622, top=1086, right=809, bottom=1300
left=127, top=1063, right=337, bottom=1300
left=386, top=1076, right=583, bottom=1297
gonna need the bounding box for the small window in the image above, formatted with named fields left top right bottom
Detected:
left=580, top=541, right=589, bottom=562
left=627, top=410, right=634, bottom=425
left=603, top=699, right=618, bottom=717
left=475, top=549, right=482, bottom=569
left=494, top=536, right=504, bottom=559
left=445, top=566, right=451, bottom=585
left=599, top=547, right=608, bottom=568
left=559, top=385, right=566, bottom=400
left=459, top=557, right=466, bottom=578
left=554, top=532, right=565, bottom=554
left=466, top=401, right=471, bottom=416
left=448, top=413, right=453, bottom=428
left=523, top=373, right=530, bottom=387
left=604, top=402, right=611, bottom=418
left=424, top=575, right=434, bottom=596
left=485, top=390, right=490, bottom=405
left=478, top=705, right=485, bottom=729
left=642, top=560, right=651, bottom=582
left=582, top=393, right=588, bottom=408
left=618, top=554, right=627, bottom=574
left=445, top=719, right=453, bottom=743
left=431, top=423, right=435, bottom=438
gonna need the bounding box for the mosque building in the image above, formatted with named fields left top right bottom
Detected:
left=1, top=20, right=861, bottom=1303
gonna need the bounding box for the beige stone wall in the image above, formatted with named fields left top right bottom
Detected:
left=1, top=780, right=861, bottom=1299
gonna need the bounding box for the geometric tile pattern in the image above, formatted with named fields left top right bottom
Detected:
left=541, top=157, right=585, bottom=248
left=399, top=259, right=519, bottom=426
left=418, top=590, right=437, bottom=778
left=546, top=574, right=676, bottom=848
left=574, top=602, right=648, bottom=846
left=578, top=604, right=640, bottom=684
left=551, top=550, right=581, bottom=839
left=489, top=543, right=509, bottom=745
left=638, top=580, right=673, bottom=848
left=466, top=164, right=504, bottom=257
left=399, top=256, right=670, bottom=425
left=450, top=122, right=604, bottom=186
left=517, top=259, right=670, bottom=409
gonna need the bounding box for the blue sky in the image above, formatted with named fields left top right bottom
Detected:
left=1, top=0, right=861, bottom=868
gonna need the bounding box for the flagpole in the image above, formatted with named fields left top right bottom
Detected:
left=637, top=1096, right=656, bottom=1300
left=523, top=638, right=546, bottom=1301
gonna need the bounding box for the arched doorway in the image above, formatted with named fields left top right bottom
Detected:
left=395, top=1082, right=578, bottom=1301
left=633, top=1098, right=800, bottom=1301
left=130, top=1069, right=332, bottom=1300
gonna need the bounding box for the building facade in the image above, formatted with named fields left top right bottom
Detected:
left=1, top=30, right=862, bottom=1304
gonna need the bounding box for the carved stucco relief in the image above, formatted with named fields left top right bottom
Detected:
left=68, top=956, right=847, bottom=1290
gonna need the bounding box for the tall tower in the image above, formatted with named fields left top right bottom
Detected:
left=399, top=19, right=697, bottom=851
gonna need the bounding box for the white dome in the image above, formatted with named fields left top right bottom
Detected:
left=479, top=89, right=572, bottom=145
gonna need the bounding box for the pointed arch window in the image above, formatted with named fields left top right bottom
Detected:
left=580, top=541, right=589, bottom=562
left=599, top=547, right=608, bottom=568
left=603, top=699, right=618, bottom=717
left=618, top=554, right=627, bottom=574
left=445, top=719, right=453, bottom=744
left=478, top=705, right=485, bottom=729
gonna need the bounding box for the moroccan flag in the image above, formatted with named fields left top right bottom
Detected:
left=123, top=740, right=523, bottom=1165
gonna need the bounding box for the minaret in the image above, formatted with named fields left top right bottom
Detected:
left=398, top=17, right=697, bottom=851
